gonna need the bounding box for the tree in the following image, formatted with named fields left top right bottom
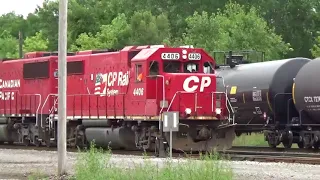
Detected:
left=23, top=31, right=49, bottom=52
left=181, top=2, right=291, bottom=63
left=129, top=11, right=171, bottom=45
left=71, top=13, right=131, bottom=51
left=71, top=11, right=171, bottom=51
left=0, top=31, right=19, bottom=59
left=311, top=32, right=320, bottom=58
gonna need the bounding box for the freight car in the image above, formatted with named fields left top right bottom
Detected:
left=291, top=57, right=320, bottom=149
left=0, top=45, right=235, bottom=156
left=214, top=52, right=312, bottom=148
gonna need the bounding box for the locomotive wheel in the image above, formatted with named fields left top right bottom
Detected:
left=34, top=137, right=41, bottom=147
left=314, top=142, right=320, bottom=150
left=45, top=139, right=52, bottom=147
left=23, top=137, right=30, bottom=146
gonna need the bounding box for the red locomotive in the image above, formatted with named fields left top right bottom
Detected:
left=0, top=45, right=235, bottom=155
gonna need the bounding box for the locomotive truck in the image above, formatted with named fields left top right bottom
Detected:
left=215, top=51, right=320, bottom=149
left=0, top=45, right=235, bottom=155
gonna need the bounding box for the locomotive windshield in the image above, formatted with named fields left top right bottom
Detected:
left=184, top=62, right=199, bottom=72
left=162, top=60, right=214, bottom=73
left=163, top=61, right=181, bottom=73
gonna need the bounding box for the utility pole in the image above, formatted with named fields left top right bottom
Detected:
left=18, top=31, right=23, bottom=58
left=58, top=0, right=68, bottom=176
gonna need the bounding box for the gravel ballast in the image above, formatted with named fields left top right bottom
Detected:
left=0, top=148, right=319, bottom=180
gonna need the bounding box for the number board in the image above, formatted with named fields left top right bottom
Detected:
left=188, top=53, right=201, bottom=60
left=161, top=53, right=180, bottom=60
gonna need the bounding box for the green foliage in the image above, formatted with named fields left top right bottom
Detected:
left=129, top=11, right=171, bottom=45
left=311, top=32, right=320, bottom=58
left=23, top=31, right=49, bottom=52
left=71, top=11, right=170, bottom=51
left=0, top=30, right=19, bottom=59
left=0, top=0, right=319, bottom=59
left=182, top=2, right=291, bottom=63
left=74, top=142, right=233, bottom=180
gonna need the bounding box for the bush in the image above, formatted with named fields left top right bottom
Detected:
left=74, top=142, right=233, bottom=180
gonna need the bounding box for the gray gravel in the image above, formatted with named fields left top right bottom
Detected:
left=0, top=148, right=319, bottom=180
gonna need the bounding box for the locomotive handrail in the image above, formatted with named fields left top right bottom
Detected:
left=2, top=91, right=42, bottom=125
left=167, top=91, right=231, bottom=120
left=66, top=93, right=126, bottom=119
left=215, top=76, right=235, bottom=123
left=40, top=93, right=58, bottom=128
left=147, top=75, right=165, bottom=130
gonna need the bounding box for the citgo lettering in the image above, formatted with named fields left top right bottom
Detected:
left=183, top=76, right=211, bottom=92
left=304, top=96, right=320, bottom=103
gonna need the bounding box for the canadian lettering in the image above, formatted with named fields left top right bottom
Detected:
left=0, top=79, right=20, bottom=89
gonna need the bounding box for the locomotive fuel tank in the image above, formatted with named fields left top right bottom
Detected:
left=215, top=58, right=311, bottom=131
left=293, top=58, right=320, bottom=124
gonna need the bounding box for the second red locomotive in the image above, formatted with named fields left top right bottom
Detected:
left=0, top=45, right=235, bottom=155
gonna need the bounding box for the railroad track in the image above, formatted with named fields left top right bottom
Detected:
left=1, top=143, right=320, bottom=165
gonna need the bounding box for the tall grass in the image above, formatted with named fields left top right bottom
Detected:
left=233, top=133, right=267, bottom=146
left=74, top=142, right=233, bottom=180
left=232, top=132, right=299, bottom=148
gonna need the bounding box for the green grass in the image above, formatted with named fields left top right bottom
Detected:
left=27, top=170, right=49, bottom=180
left=233, top=132, right=267, bottom=146
left=73, top=142, right=234, bottom=180
left=232, top=132, right=298, bottom=148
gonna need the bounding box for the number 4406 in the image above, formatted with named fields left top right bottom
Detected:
left=133, top=88, right=144, bottom=96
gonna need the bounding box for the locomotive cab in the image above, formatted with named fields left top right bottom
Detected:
left=130, top=46, right=229, bottom=120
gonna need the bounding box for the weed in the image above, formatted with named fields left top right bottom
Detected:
left=74, top=142, right=233, bottom=180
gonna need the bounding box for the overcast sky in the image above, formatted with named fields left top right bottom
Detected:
left=0, top=0, right=45, bottom=17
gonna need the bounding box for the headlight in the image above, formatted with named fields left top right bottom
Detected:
left=215, top=108, right=221, bottom=115
left=185, top=108, right=192, bottom=115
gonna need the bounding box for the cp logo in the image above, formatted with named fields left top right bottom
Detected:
left=183, top=76, right=211, bottom=92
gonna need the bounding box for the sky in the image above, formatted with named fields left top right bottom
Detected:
left=0, top=0, right=45, bottom=17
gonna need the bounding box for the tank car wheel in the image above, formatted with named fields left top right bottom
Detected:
left=282, top=140, right=292, bottom=149
left=268, top=141, right=277, bottom=148
left=282, top=131, right=293, bottom=149
left=297, top=142, right=304, bottom=149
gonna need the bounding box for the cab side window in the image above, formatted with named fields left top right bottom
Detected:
left=204, top=62, right=214, bottom=74
left=149, top=61, right=159, bottom=76
left=135, top=64, right=143, bottom=82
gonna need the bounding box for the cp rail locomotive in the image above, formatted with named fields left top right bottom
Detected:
left=215, top=51, right=320, bottom=149
left=0, top=45, right=235, bottom=155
